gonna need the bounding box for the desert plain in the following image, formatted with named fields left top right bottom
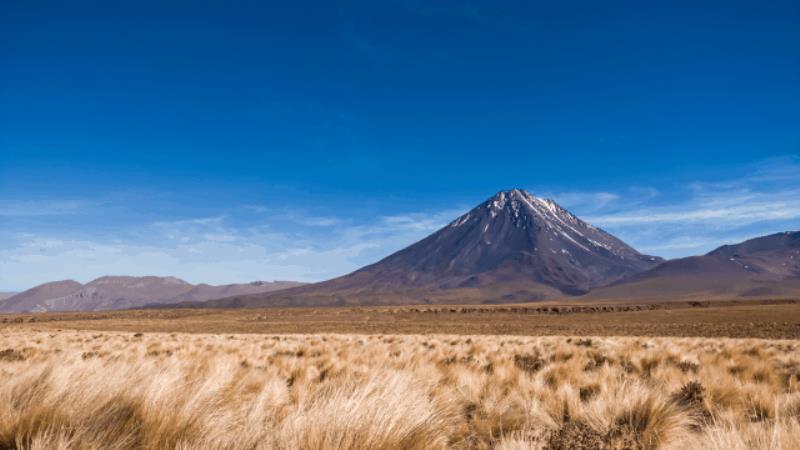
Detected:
left=2, top=300, right=800, bottom=449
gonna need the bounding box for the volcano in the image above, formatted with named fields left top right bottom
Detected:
left=203, top=189, right=662, bottom=307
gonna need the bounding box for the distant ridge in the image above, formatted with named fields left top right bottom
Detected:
left=0, top=277, right=304, bottom=313
left=585, top=231, right=800, bottom=301
left=201, top=189, right=663, bottom=307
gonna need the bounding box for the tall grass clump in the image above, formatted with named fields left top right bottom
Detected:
left=0, top=330, right=797, bottom=449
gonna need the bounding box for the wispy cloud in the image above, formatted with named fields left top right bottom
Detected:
left=240, top=205, right=344, bottom=227
left=2, top=158, right=797, bottom=290
left=295, top=216, right=344, bottom=227
left=571, top=158, right=800, bottom=257
left=0, top=205, right=464, bottom=291
left=0, top=200, right=86, bottom=217
left=542, top=191, right=622, bottom=212
left=588, top=192, right=800, bottom=225
left=378, top=211, right=456, bottom=232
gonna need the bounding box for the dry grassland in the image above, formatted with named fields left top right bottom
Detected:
left=2, top=330, right=800, bottom=449
left=3, top=301, right=800, bottom=338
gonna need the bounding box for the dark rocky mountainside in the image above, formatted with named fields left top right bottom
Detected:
left=333, top=189, right=662, bottom=294
left=202, top=189, right=663, bottom=307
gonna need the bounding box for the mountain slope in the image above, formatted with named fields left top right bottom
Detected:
left=709, top=231, right=800, bottom=260
left=0, top=277, right=304, bottom=313
left=203, top=189, right=662, bottom=307
left=171, top=281, right=306, bottom=303
left=585, top=231, right=800, bottom=301
left=0, top=280, right=83, bottom=312
left=344, top=189, right=661, bottom=292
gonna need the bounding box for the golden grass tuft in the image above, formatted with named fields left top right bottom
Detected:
left=0, top=330, right=798, bottom=449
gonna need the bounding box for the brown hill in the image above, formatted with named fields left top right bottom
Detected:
left=0, top=280, right=83, bottom=312
left=584, top=231, right=800, bottom=302
left=171, top=281, right=306, bottom=303
left=0, top=277, right=304, bottom=312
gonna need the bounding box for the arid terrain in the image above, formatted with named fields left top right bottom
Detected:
left=2, top=299, right=800, bottom=339
left=2, top=300, right=799, bottom=449
left=1, top=329, right=799, bottom=449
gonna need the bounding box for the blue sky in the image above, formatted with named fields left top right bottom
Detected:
left=1, top=1, right=799, bottom=291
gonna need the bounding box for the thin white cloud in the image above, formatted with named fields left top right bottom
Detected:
left=635, top=234, right=756, bottom=253
left=240, top=205, right=345, bottom=227
left=298, top=217, right=343, bottom=227
left=573, top=158, right=800, bottom=258
left=544, top=191, right=622, bottom=212
left=378, top=212, right=454, bottom=232
left=0, top=200, right=86, bottom=217
left=3, top=158, right=797, bottom=290
left=0, top=206, right=462, bottom=291
left=152, top=216, right=225, bottom=228
left=590, top=199, right=800, bottom=225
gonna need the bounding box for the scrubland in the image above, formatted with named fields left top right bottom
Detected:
left=4, top=300, right=800, bottom=338
left=1, top=330, right=800, bottom=449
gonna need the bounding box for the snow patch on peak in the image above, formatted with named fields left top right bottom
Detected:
left=451, top=213, right=471, bottom=227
